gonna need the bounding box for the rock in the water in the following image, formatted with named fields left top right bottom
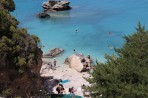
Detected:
left=43, top=48, right=64, bottom=58
left=42, top=0, right=71, bottom=12
left=37, top=12, right=50, bottom=18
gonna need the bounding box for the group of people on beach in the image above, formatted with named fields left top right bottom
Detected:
left=82, top=55, right=93, bottom=70
left=56, top=83, right=75, bottom=95
left=73, top=49, right=95, bottom=72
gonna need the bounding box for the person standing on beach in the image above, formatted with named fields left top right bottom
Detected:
left=69, top=87, right=75, bottom=95
left=53, top=58, right=57, bottom=67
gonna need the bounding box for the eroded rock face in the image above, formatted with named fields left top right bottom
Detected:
left=42, top=0, right=71, bottom=12
left=64, top=54, right=89, bottom=72
left=43, top=48, right=64, bottom=58
left=65, top=54, right=93, bottom=72
left=37, top=12, right=50, bottom=18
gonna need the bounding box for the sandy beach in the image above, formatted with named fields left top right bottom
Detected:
left=40, top=57, right=91, bottom=97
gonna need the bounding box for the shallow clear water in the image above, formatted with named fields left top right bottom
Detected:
left=12, top=0, right=148, bottom=62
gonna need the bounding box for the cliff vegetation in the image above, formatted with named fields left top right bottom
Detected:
left=0, top=0, right=43, bottom=97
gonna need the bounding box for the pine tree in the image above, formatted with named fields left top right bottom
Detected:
left=0, top=0, right=43, bottom=97
left=87, top=22, right=148, bottom=98
left=0, top=0, right=15, bottom=11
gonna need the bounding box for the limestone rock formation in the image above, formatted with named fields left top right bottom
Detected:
left=65, top=54, right=90, bottom=72
left=43, top=48, right=64, bottom=58
left=42, top=0, right=71, bottom=12
left=37, top=12, right=50, bottom=18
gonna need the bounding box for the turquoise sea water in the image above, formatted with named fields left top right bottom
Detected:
left=49, top=94, right=82, bottom=98
left=12, top=0, right=148, bottom=62
left=60, top=80, right=70, bottom=84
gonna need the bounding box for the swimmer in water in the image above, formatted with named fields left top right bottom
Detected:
left=76, top=29, right=78, bottom=33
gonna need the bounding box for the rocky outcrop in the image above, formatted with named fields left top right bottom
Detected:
left=43, top=48, right=64, bottom=58
left=42, top=0, right=71, bottom=12
left=65, top=54, right=90, bottom=72
left=37, top=12, right=50, bottom=18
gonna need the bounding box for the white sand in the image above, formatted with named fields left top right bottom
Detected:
left=40, top=58, right=91, bottom=97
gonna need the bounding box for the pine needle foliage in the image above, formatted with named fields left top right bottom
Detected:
left=87, top=22, right=148, bottom=98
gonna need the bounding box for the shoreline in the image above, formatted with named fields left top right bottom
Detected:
left=42, top=49, right=107, bottom=64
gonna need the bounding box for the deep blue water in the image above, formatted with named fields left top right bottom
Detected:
left=12, top=0, right=148, bottom=62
